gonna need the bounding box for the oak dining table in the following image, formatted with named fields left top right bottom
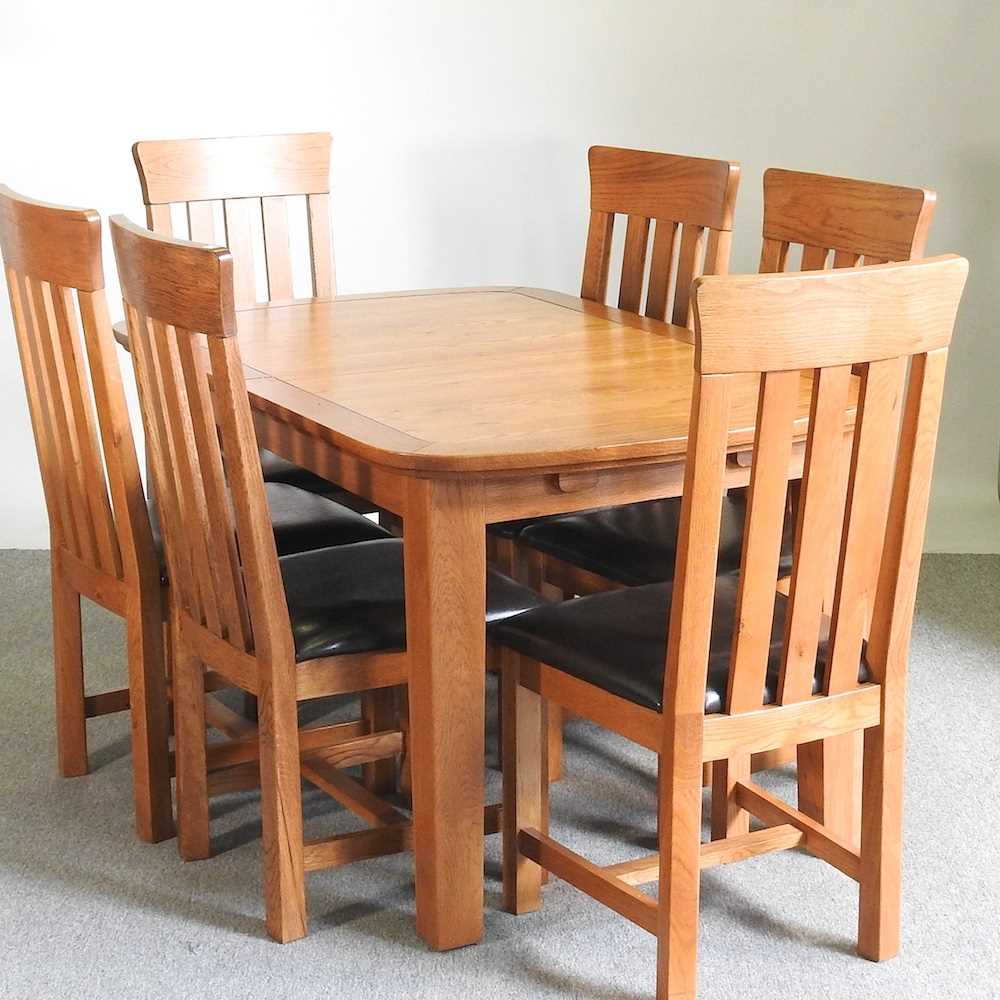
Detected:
left=121, top=285, right=826, bottom=951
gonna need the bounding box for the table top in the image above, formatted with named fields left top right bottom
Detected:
left=235, top=287, right=821, bottom=475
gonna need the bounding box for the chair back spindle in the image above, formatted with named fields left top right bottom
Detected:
left=582, top=146, right=741, bottom=326
left=132, top=133, right=335, bottom=308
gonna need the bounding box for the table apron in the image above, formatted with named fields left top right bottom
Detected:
left=253, top=408, right=825, bottom=524
left=252, top=409, right=410, bottom=514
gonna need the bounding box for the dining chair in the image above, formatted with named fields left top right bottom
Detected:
left=495, top=254, right=967, bottom=1000
left=488, top=145, right=741, bottom=777
left=130, top=132, right=372, bottom=502
left=0, top=186, right=395, bottom=842
left=509, top=166, right=936, bottom=788
left=109, top=214, right=546, bottom=941
left=0, top=186, right=174, bottom=843
left=132, top=132, right=400, bottom=757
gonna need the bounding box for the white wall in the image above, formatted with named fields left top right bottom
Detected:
left=1, top=0, right=998, bottom=550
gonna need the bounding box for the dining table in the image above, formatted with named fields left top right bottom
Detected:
left=119, top=285, right=828, bottom=951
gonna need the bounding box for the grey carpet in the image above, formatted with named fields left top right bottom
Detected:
left=0, top=550, right=998, bottom=1000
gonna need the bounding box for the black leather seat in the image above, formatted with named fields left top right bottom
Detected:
left=491, top=574, right=868, bottom=714
left=280, top=538, right=549, bottom=663
left=260, top=448, right=377, bottom=514
left=514, top=492, right=794, bottom=587
left=150, top=482, right=390, bottom=570
left=487, top=517, right=556, bottom=541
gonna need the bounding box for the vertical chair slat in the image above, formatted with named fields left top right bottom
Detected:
left=643, top=219, right=678, bottom=321
left=150, top=320, right=223, bottom=636
left=223, top=198, right=258, bottom=308
left=778, top=364, right=853, bottom=704
left=618, top=214, right=650, bottom=314
left=800, top=245, right=830, bottom=271
left=581, top=210, right=615, bottom=303
left=128, top=309, right=200, bottom=623
left=49, top=284, right=122, bottom=578
left=37, top=281, right=95, bottom=561
left=5, top=267, right=69, bottom=549
left=825, top=356, right=908, bottom=694
left=671, top=225, right=707, bottom=328
left=186, top=201, right=217, bottom=243
left=75, top=288, right=159, bottom=587
left=146, top=203, right=172, bottom=236
left=24, top=277, right=94, bottom=561
left=173, top=330, right=251, bottom=650
left=262, top=196, right=295, bottom=301
left=832, top=250, right=861, bottom=268
left=866, top=350, right=949, bottom=687
left=703, top=228, right=732, bottom=276
left=726, top=369, right=800, bottom=712
left=758, top=238, right=790, bottom=274
left=306, top=193, right=335, bottom=298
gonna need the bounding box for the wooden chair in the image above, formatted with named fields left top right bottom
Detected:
left=0, top=186, right=173, bottom=843
left=0, top=185, right=397, bottom=842
left=109, top=214, right=544, bottom=940
left=133, top=132, right=392, bottom=743
left=516, top=167, right=937, bottom=597
left=488, top=145, right=741, bottom=776
left=495, top=254, right=967, bottom=999
left=130, top=132, right=377, bottom=505
left=509, top=166, right=936, bottom=785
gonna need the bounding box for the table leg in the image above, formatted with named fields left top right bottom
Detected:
left=404, top=476, right=486, bottom=950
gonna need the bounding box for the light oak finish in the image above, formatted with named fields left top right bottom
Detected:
left=535, top=146, right=739, bottom=778
left=526, top=166, right=938, bottom=833
left=147, top=281, right=839, bottom=952
left=0, top=186, right=172, bottom=843
left=234, top=288, right=817, bottom=471
left=110, top=215, right=409, bottom=943
left=499, top=256, right=966, bottom=998
left=582, top=146, right=740, bottom=325
left=759, top=167, right=935, bottom=272
left=132, top=133, right=335, bottom=306
left=745, top=167, right=937, bottom=847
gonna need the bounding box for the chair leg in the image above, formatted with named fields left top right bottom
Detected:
left=547, top=706, right=564, bottom=783
left=656, top=746, right=703, bottom=999
left=501, top=650, right=549, bottom=914
left=124, top=589, right=175, bottom=843
left=51, top=569, right=88, bottom=777
left=258, top=659, right=307, bottom=943
left=798, top=733, right=862, bottom=849
left=241, top=692, right=259, bottom=723
left=172, top=617, right=210, bottom=861
left=710, top=755, right=750, bottom=841
left=362, top=687, right=397, bottom=794
left=857, top=724, right=903, bottom=961
left=397, top=687, right=412, bottom=803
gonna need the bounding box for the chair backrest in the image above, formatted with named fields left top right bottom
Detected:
left=759, top=168, right=936, bottom=273
left=132, top=133, right=335, bottom=309
left=581, top=146, right=741, bottom=326
left=0, top=186, right=154, bottom=585
left=664, top=256, right=967, bottom=722
left=110, top=215, right=290, bottom=660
